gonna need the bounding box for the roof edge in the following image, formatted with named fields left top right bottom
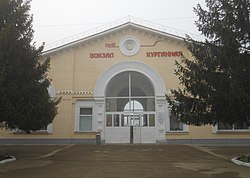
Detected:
left=42, top=16, right=202, bottom=55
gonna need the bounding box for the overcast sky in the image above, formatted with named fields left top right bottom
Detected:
left=30, top=0, right=206, bottom=48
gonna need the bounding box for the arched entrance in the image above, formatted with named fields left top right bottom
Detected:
left=105, top=71, right=156, bottom=143
left=94, top=61, right=168, bottom=144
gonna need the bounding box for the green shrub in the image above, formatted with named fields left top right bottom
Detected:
left=237, top=155, right=250, bottom=163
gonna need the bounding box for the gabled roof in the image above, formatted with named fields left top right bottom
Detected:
left=43, top=16, right=201, bottom=55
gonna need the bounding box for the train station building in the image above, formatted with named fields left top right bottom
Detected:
left=1, top=17, right=249, bottom=144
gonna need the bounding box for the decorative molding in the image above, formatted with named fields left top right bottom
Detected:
left=158, top=113, right=164, bottom=124
left=119, top=35, right=140, bottom=56
left=97, top=104, right=103, bottom=108
left=97, top=128, right=103, bottom=132
left=94, top=61, right=167, bottom=97
left=97, top=120, right=103, bottom=124
left=56, top=90, right=93, bottom=95
left=159, top=128, right=165, bottom=132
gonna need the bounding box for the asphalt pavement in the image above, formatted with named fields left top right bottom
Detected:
left=0, top=144, right=249, bottom=178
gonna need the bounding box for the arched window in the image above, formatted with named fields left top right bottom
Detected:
left=106, top=71, right=155, bottom=112
left=124, top=100, right=144, bottom=112
left=105, top=71, right=155, bottom=128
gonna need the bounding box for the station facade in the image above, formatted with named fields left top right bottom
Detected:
left=1, top=19, right=250, bottom=144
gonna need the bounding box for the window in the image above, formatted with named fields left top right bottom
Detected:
left=106, top=114, right=112, bottom=127
left=124, top=100, right=144, bottom=112
left=218, top=122, right=250, bottom=131
left=105, top=114, right=130, bottom=127
left=142, top=114, right=148, bottom=127
left=113, top=114, right=120, bottom=127
left=149, top=114, right=155, bottom=127
left=218, top=122, right=233, bottom=130
left=170, top=115, right=184, bottom=131
left=79, top=108, right=92, bottom=131
left=105, top=113, right=154, bottom=127
left=121, top=114, right=129, bottom=127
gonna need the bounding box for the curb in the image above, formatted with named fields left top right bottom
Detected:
left=0, top=156, right=16, bottom=165
left=231, top=157, right=250, bottom=167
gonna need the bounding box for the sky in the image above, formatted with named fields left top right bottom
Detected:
left=30, top=0, right=206, bottom=49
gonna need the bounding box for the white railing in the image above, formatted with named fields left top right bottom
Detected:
left=44, top=16, right=203, bottom=51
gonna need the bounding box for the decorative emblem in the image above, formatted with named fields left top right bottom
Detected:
left=158, top=113, right=164, bottom=124
left=119, top=36, right=140, bottom=56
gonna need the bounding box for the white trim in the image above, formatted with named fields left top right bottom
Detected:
left=182, top=124, right=189, bottom=132
left=34, top=123, right=53, bottom=133
left=47, top=123, right=53, bottom=133
left=212, top=124, right=218, bottom=133
left=0, top=156, right=16, bottom=165
left=231, top=157, right=250, bottom=167
left=94, top=61, right=169, bottom=143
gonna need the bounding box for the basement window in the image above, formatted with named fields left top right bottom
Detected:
left=218, top=122, right=250, bottom=131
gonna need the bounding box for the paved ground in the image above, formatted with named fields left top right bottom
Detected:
left=0, top=144, right=249, bottom=178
